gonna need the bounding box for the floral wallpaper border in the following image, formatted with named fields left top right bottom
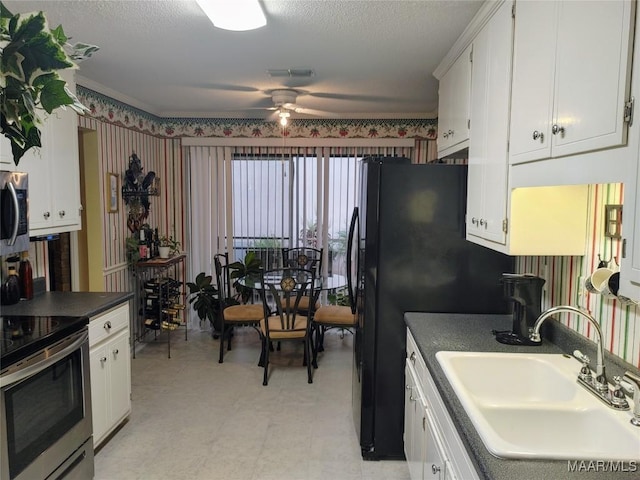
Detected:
left=77, top=86, right=438, bottom=140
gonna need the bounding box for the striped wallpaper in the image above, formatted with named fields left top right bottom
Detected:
left=77, top=116, right=186, bottom=293
left=516, top=183, right=639, bottom=368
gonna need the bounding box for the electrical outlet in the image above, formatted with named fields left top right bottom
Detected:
left=577, top=275, right=587, bottom=308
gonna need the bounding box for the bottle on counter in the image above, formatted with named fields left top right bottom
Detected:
left=153, top=228, right=160, bottom=258
left=138, top=228, right=148, bottom=260
left=1, top=265, right=21, bottom=305
left=19, top=251, right=33, bottom=300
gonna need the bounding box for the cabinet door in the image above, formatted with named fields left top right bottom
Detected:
left=467, top=0, right=512, bottom=245
left=620, top=155, right=640, bottom=300
left=20, top=123, right=54, bottom=231
left=438, top=45, right=472, bottom=157
left=90, top=344, right=109, bottom=446
left=552, top=0, right=634, bottom=158
left=404, top=361, right=424, bottom=480
left=508, top=0, right=556, bottom=164
left=48, top=101, right=81, bottom=229
left=423, top=408, right=446, bottom=480
left=108, top=329, right=132, bottom=427
left=1, top=136, right=17, bottom=169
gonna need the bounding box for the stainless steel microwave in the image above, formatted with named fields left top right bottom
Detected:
left=1, top=171, right=29, bottom=256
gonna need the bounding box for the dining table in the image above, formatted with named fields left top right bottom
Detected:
left=238, top=272, right=347, bottom=293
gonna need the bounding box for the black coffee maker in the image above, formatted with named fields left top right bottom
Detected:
left=494, top=273, right=546, bottom=345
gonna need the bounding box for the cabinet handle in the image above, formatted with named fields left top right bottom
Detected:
left=448, top=129, right=453, bottom=136
left=43, top=211, right=50, bottom=219
left=406, top=384, right=412, bottom=390
left=410, top=352, right=416, bottom=364
left=432, top=464, right=441, bottom=475
left=442, top=132, right=449, bottom=139
left=532, top=130, right=544, bottom=141
left=471, top=217, right=477, bottom=225
left=104, top=321, right=112, bottom=330
left=113, top=348, right=119, bottom=355
left=59, top=210, right=66, bottom=218
left=551, top=124, right=565, bottom=136
left=100, top=356, right=107, bottom=363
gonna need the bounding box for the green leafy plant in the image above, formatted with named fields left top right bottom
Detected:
left=187, top=272, right=220, bottom=328
left=159, top=235, right=180, bottom=256
left=228, top=251, right=262, bottom=304
left=125, top=236, right=140, bottom=269
left=0, top=3, right=98, bottom=165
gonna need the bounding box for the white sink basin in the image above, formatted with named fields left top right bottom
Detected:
left=436, top=351, right=640, bottom=461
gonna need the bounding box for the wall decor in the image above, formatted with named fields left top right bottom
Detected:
left=107, top=172, right=119, bottom=213
left=121, top=152, right=158, bottom=232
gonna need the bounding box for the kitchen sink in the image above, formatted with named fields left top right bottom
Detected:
left=435, top=351, right=640, bottom=461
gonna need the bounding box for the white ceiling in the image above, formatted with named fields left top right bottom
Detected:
left=4, top=0, right=483, bottom=119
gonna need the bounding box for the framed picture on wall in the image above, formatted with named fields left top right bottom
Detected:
left=107, top=172, right=119, bottom=213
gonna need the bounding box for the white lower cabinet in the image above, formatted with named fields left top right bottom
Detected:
left=89, top=303, right=131, bottom=448
left=405, top=329, right=479, bottom=480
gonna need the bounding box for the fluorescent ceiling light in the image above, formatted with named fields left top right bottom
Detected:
left=196, top=0, right=266, bottom=31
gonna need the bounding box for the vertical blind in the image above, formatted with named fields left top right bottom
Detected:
left=186, top=143, right=421, bottom=324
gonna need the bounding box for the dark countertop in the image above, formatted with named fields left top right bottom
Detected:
left=1, top=291, right=133, bottom=319
left=404, top=312, right=640, bottom=480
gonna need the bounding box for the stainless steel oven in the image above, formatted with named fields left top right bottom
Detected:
left=1, top=316, right=93, bottom=480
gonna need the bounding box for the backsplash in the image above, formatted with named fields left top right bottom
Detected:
left=516, top=183, right=639, bottom=368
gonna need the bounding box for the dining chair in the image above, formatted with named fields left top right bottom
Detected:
left=310, top=301, right=356, bottom=368
left=214, top=253, right=265, bottom=364
left=258, top=267, right=318, bottom=385
left=281, top=247, right=323, bottom=314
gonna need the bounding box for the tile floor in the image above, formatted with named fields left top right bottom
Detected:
left=94, top=326, right=411, bottom=480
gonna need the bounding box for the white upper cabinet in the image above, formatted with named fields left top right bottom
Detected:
left=466, top=0, right=513, bottom=246
left=620, top=150, right=640, bottom=301
left=18, top=69, right=82, bottom=235
left=437, top=44, right=472, bottom=158
left=509, top=0, right=635, bottom=165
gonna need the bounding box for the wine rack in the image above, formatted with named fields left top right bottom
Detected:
left=133, top=253, right=187, bottom=358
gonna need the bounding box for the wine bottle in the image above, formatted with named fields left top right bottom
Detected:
left=1, top=266, right=21, bottom=305
left=153, top=228, right=160, bottom=257
left=138, top=229, right=148, bottom=260
left=19, top=252, right=33, bottom=300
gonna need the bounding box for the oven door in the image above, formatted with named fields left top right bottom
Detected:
left=1, top=329, right=93, bottom=480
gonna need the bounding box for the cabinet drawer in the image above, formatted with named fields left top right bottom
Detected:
left=89, top=303, right=129, bottom=347
left=406, top=329, right=427, bottom=386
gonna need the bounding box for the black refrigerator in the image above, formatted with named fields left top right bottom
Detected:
left=348, top=157, right=514, bottom=460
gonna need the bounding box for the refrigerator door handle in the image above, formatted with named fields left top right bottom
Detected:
left=347, top=207, right=359, bottom=314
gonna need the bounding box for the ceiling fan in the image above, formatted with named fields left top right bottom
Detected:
left=266, top=89, right=336, bottom=124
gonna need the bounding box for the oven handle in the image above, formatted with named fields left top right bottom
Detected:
left=6, top=181, right=20, bottom=246
left=0, top=331, right=88, bottom=388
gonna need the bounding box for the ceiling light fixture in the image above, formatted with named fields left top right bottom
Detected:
left=196, top=0, right=266, bottom=31
left=279, top=110, right=290, bottom=127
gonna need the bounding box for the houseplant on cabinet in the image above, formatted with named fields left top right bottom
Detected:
left=158, top=235, right=180, bottom=258
left=0, top=3, right=98, bottom=165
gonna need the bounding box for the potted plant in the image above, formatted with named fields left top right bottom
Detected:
left=158, top=235, right=180, bottom=258
left=228, top=251, right=262, bottom=304
left=0, top=4, right=98, bottom=165
left=186, top=272, right=220, bottom=330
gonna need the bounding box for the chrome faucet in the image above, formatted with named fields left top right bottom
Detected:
left=619, top=372, right=640, bottom=426
left=529, top=305, right=629, bottom=411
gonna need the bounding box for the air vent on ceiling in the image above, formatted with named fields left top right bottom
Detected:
left=267, top=68, right=315, bottom=78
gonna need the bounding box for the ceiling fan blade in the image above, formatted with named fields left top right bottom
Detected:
left=196, top=82, right=261, bottom=93
left=292, top=106, right=338, bottom=117
left=308, top=92, right=392, bottom=102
